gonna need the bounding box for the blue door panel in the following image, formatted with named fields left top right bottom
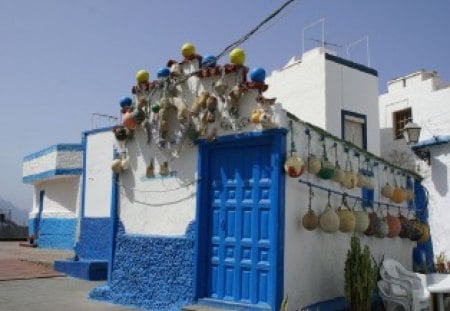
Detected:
left=206, top=141, right=274, bottom=307
left=196, top=129, right=286, bottom=311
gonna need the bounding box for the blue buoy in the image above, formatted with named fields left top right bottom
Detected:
left=119, top=97, right=132, bottom=108
left=202, top=54, right=217, bottom=68
left=157, top=67, right=170, bottom=78
left=250, top=67, right=266, bottom=83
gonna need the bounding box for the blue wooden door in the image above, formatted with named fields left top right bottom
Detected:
left=197, top=131, right=285, bottom=310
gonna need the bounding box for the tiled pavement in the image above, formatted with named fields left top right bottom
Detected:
left=0, top=242, right=137, bottom=310
left=0, top=241, right=72, bottom=281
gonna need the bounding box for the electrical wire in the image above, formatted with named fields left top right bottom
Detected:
left=175, top=0, right=300, bottom=86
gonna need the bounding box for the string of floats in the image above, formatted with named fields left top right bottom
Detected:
left=298, top=179, right=414, bottom=212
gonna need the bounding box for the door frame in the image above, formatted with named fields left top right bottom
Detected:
left=194, top=129, right=286, bottom=310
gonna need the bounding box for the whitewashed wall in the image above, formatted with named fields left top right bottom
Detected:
left=23, top=149, right=82, bottom=178
left=83, top=131, right=115, bottom=218
left=119, top=62, right=287, bottom=236
left=284, top=120, right=416, bottom=310
left=266, top=48, right=327, bottom=130
left=379, top=71, right=450, bottom=258
left=325, top=59, right=380, bottom=155
left=30, top=176, right=80, bottom=218
left=266, top=47, right=380, bottom=155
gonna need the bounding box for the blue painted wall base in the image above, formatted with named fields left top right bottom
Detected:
left=54, top=259, right=108, bottom=281
left=90, top=221, right=195, bottom=311
left=28, top=218, right=76, bottom=250
left=54, top=217, right=111, bottom=280
left=75, top=217, right=111, bottom=260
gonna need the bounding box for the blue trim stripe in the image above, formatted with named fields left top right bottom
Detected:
left=412, top=135, right=450, bottom=149
left=325, top=53, right=378, bottom=77
left=23, top=168, right=82, bottom=184
left=24, top=144, right=83, bottom=162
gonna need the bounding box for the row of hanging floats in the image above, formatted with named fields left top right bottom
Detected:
left=299, top=184, right=429, bottom=243
left=283, top=124, right=416, bottom=205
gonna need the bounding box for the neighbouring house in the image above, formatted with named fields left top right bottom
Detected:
left=22, top=47, right=433, bottom=311
left=379, top=70, right=450, bottom=262
left=22, top=144, right=83, bottom=249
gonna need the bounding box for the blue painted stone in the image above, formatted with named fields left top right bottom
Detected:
left=202, top=54, right=217, bottom=68
left=250, top=67, right=266, bottom=83
left=119, top=97, right=132, bottom=108
left=75, top=217, right=110, bottom=260
left=157, top=67, right=170, bottom=78
left=90, top=221, right=195, bottom=311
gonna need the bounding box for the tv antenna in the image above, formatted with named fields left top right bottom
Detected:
left=91, top=113, right=119, bottom=129
left=307, top=38, right=343, bottom=49
left=302, top=18, right=325, bottom=55
left=346, top=35, right=371, bottom=67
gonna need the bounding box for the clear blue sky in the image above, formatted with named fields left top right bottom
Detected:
left=1, top=0, right=449, bottom=216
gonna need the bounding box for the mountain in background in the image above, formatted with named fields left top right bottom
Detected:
left=0, top=197, right=29, bottom=226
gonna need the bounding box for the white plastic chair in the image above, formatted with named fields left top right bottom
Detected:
left=380, top=258, right=431, bottom=311
left=378, top=279, right=411, bottom=310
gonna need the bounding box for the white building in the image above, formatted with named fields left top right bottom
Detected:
left=22, top=144, right=82, bottom=249
left=23, top=48, right=432, bottom=311
left=379, top=70, right=450, bottom=260
left=266, top=47, right=380, bottom=155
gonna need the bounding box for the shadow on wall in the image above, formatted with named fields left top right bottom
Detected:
left=431, top=156, right=448, bottom=196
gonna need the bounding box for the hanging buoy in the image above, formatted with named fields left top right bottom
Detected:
left=386, top=213, right=401, bottom=238
left=136, top=69, right=150, bottom=83
left=302, top=209, right=318, bottom=231
left=229, top=48, right=245, bottom=65
left=202, top=54, right=217, bottom=68
left=319, top=202, right=340, bottom=234
left=354, top=210, right=370, bottom=233
left=119, top=97, right=132, bottom=108
left=375, top=217, right=389, bottom=238
left=123, top=110, right=137, bottom=130
left=181, top=42, right=196, bottom=58
left=364, top=212, right=377, bottom=236
left=157, top=67, right=170, bottom=78
left=250, top=67, right=266, bottom=83
left=284, top=154, right=305, bottom=178
left=307, top=155, right=321, bottom=174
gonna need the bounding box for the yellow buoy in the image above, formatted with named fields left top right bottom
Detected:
left=229, top=48, right=245, bottom=65
left=181, top=42, right=196, bottom=58
left=136, top=70, right=150, bottom=83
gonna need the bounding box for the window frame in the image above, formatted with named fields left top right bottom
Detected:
left=392, top=107, right=412, bottom=140
left=341, top=109, right=367, bottom=150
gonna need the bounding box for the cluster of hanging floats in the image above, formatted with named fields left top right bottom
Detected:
left=283, top=122, right=429, bottom=242
left=111, top=43, right=277, bottom=174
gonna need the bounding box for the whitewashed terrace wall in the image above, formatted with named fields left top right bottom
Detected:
left=83, top=131, right=115, bottom=218
left=284, top=120, right=416, bottom=310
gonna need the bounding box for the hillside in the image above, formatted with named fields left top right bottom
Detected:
left=0, top=197, right=29, bottom=226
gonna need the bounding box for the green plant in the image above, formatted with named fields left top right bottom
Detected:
left=344, top=235, right=382, bottom=311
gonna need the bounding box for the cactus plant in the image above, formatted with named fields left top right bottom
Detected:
left=344, top=235, right=381, bottom=311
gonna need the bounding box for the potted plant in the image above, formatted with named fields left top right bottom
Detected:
left=344, top=235, right=382, bottom=311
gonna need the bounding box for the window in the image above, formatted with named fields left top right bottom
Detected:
left=341, top=110, right=367, bottom=150
left=393, top=108, right=412, bottom=140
